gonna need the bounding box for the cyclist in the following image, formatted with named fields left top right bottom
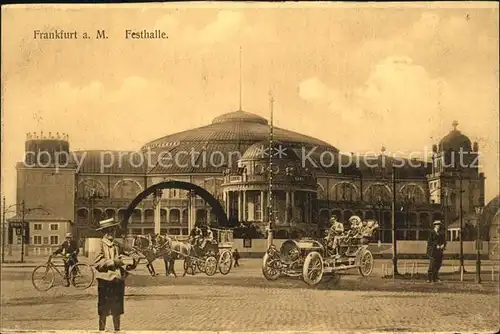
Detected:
left=53, top=232, right=80, bottom=286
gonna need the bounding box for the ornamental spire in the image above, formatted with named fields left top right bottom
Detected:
left=452, top=120, right=459, bottom=131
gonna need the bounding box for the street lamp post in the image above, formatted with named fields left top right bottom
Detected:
left=20, top=201, right=26, bottom=263
left=1, top=197, right=6, bottom=263
left=474, top=205, right=483, bottom=284
left=1, top=198, right=50, bottom=263
left=391, top=166, right=398, bottom=276
left=459, top=173, right=465, bottom=281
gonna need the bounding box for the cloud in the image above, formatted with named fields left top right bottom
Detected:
left=298, top=77, right=329, bottom=101
left=198, top=11, right=245, bottom=44
left=152, top=10, right=273, bottom=48
left=298, top=55, right=456, bottom=149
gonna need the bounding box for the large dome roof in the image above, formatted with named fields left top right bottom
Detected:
left=143, top=110, right=334, bottom=148
left=439, top=121, right=472, bottom=152
left=142, top=110, right=339, bottom=174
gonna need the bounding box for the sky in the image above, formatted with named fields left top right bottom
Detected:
left=1, top=3, right=499, bottom=208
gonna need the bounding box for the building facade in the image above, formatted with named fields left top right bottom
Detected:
left=8, top=110, right=493, bottom=248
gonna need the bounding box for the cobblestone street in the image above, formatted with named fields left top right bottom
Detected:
left=1, top=259, right=499, bottom=332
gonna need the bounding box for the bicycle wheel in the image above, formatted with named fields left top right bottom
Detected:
left=70, top=263, right=95, bottom=289
left=32, top=265, right=55, bottom=291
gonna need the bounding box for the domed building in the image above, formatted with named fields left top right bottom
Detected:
left=8, top=111, right=490, bottom=253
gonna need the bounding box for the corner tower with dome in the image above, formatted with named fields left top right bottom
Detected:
left=8, top=112, right=494, bottom=256
left=427, top=120, right=486, bottom=241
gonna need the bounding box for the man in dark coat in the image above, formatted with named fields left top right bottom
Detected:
left=427, top=220, right=447, bottom=283
left=233, top=249, right=240, bottom=267
left=53, top=232, right=79, bottom=287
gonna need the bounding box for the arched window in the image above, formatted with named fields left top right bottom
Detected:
left=169, top=209, right=180, bottom=223
left=112, top=180, right=142, bottom=199
left=181, top=209, right=188, bottom=224
left=160, top=209, right=167, bottom=223
left=117, top=209, right=126, bottom=222
left=196, top=209, right=207, bottom=223
left=77, top=179, right=106, bottom=199
left=331, top=209, right=342, bottom=222
left=317, top=184, right=326, bottom=200
left=364, top=183, right=392, bottom=203
left=104, top=209, right=116, bottom=220
left=343, top=210, right=354, bottom=223
left=77, top=208, right=88, bottom=225
left=420, top=212, right=431, bottom=229
left=398, top=184, right=426, bottom=205
left=319, top=210, right=330, bottom=227
left=92, top=209, right=103, bottom=223
left=330, top=182, right=359, bottom=202
left=144, top=209, right=154, bottom=222
left=131, top=209, right=142, bottom=224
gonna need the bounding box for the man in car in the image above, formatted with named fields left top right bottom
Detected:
left=324, top=216, right=344, bottom=257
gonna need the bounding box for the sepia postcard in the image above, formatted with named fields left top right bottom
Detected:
left=1, top=2, right=499, bottom=333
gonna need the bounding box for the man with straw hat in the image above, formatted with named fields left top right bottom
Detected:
left=426, top=220, right=447, bottom=283
left=93, top=217, right=128, bottom=332
left=324, top=215, right=344, bottom=257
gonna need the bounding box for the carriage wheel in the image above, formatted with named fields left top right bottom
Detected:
left=302, top=251, right=324, bottom=286
left=183, top=259, right=196, bottom=275
left=262, top=253, right=280, bottom=281
left=204, top=256, right=217, bottom=276
left=197, top=258, right=206, bottom=273
left=32, top=265, right=55, bottom=291
left=357, top=249, right=374, bottom=276
left=70, top=263, right=95, bottom=289
left=218, top=251, right=233, bottom=275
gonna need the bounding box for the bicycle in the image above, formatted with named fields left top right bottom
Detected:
left=31, top=254, right=95, bottom=291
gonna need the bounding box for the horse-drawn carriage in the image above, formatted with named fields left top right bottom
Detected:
left=262, top=220, right=378, bottom=286
left=183, top=228, right=234, bottom=276
left=126, top=228, right=234, bottom=277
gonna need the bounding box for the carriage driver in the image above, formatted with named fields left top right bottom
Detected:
left=325, top=216, right=344, bottom=256
left=200, top=225, right=214, bottom=250
left=189, top=225, right=203, bottom=246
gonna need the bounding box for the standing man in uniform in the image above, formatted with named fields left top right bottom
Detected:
left=427, top=220, right=447, bottom=283
left=233, top=249, right=240, bottom=267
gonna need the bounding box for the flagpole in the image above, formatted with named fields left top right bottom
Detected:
left=267, top=92, right=274, bottom=248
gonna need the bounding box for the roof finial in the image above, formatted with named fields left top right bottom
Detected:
left=381, top=146, right=386, bottom=154
left=452, top=120, right=459, bottom=130
left=238, top=46, right=243, bottom=111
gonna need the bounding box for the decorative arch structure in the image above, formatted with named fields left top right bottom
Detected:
left=112, top=179, right=144, bottom=199
left=122, top=181, right=228, bottom=228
